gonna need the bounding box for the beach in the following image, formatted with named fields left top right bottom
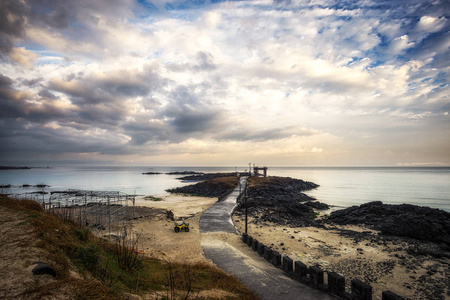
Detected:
left=131, top=194, right=218, bottom=264
left=233, top=213, right=449, bottom=300
left=130, top=192, right=449, bottom=300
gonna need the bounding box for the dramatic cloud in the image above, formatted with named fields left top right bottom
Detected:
left=0, top=0, right=449, bottom=166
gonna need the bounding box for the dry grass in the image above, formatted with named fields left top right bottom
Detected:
left=0, top=196, right=258, bottom=299
left=210, top=177, right=239, bottom=190
left=248, top=176, right=292, bottom=188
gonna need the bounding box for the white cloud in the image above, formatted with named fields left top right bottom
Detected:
left=1, top=0, right=449, bottom=166
left=416, top=16, right=447, bottom=33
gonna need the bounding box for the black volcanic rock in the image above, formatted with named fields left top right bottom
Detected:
left=238, top=176, right=325, bottom=227
left=166, top=171, right=204, bottom=175
left=166, top=176, right=237, bottom=198
left=326, top=201, right=450, bottom=245
left=177, top=172, right=237, bottom=181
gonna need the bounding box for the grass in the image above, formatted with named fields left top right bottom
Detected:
left=0, top=196, right=259, bottom=299
left=247, top=176, right=293, bottom=189
left=143, top=195, right=164, bottom=201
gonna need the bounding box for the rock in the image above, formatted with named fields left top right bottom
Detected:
left=304, top=201, right=330, bottom=210
left=166, top=175, right=236, bottom=197
left=236, top=176, right=322, bottom=228
left=176, top=172, right=236, bottom=181
left=32, top=262, right=56, bottom=277
left=326, top=201, right=450, bottom=246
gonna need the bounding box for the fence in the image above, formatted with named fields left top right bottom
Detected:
left=11, top=189, right=135, bottom=236
left=241, top=233, right=404, bottom=300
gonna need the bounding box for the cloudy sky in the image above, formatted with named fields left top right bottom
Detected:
left=0, top=0, right=449, bottom=167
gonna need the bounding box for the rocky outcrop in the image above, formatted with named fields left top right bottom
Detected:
left=166, top=177, right=236, bottom=197
left=326, top=201, right=450, bottom=246
left=176, top=172, right=237, bottom=181
left=246, top=176, right=319, bottom=203
left=166, top=171, right=204, bottom=175
left=237, top=176, right=328, bottom=227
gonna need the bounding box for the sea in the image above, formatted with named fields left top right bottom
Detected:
left=1, top=166, right=449, bottom=212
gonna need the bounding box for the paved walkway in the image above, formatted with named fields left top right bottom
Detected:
left=198, top=177, right=244, bottom=233
left=199, top=178, right=337, bottom=300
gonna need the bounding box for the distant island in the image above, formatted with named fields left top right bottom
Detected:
left=0, top=166, right=52, bottom=170
left=0, top=166, right=31, bottom=170
left=142, top=171, right=205, bottom=175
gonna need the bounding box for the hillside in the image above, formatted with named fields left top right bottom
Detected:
left=0, top=196, right=257, bottom=299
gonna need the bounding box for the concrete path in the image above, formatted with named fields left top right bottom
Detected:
left=199, top=177, right=246, bottom=233
left=199, top=178, right=337, bottom=300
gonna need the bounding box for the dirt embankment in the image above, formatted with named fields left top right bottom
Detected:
left=0, top=195, right=259, bottom=300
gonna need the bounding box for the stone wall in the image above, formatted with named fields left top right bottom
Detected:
left=241, top=233, right=404, bottom=300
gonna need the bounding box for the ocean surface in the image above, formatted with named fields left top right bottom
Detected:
left=1, top=166, right=449, bottom=212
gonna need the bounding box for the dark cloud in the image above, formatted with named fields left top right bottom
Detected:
left=0, top=1, right=26, bottom=53
left=27, top=0, right=71, bottom=29
left=194, top=51, right=216, bottom=71
left=0, top=73, right=28, bottom=118
left=122, top=84, right=224, bottom=145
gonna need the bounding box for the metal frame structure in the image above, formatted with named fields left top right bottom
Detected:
left=11, top=189, right=135, bottom=236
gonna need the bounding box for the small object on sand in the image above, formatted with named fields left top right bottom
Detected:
left=31, top=262, right=56, bottom=277
left=174, top=220, right=190, bottom=233
left=166, top=210, right=174, bottom=221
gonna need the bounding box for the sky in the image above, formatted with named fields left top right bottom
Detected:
left=0, top=0, right=449, bottom=167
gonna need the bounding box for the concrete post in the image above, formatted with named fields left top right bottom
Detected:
left=242, top=233, right=248, bottom=244
left=328, top=272, right=346, bottom=297
left=257, top=243, right=265, bottom=256
left=294, top=261, right=308, bottom=281
left=309, top=266, right=324, bottom=288
left=252, top=239, right=259, bottom=251
left=282, top=256, right=294, bottom=273
left=247, top=235, right=253, bottom=247
left=351, top=279, right=372, bottom=300
left=382, top=291, right=404, bottom=300
left=271, top=251, right=281, bottom=268
left=263, top=247, right=272, bottom=262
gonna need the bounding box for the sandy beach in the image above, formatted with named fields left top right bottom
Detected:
left=132, top=194, right=219, bottom=264
left=129, top=193, right=449, bottom=300
left=233, top=214, right=449, bottom=300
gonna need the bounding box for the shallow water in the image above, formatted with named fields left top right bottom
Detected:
left=1, top=166, right=449, bottom=212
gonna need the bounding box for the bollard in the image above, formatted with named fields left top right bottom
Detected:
left=294, top=261, right=308, bottom=281
left=328, top=272, right=345, bottom=297
left=351, top=279, right=372, bottom=300
left=247, top=236, right=253, bottom=247
left=263, top=247, right=272, bottom=262
left=382, top=291, right=404, bottom=300
left=242, top=233, right=248, bottom=244
left=257, top=243, right=265, bottom=256
left=282, top=256, right=294, bottom=273
left=252, top=239, right=259, bottom=251
left=271, top=251, right=281, bottom=268
left=309, top=266, right=324, bottom=288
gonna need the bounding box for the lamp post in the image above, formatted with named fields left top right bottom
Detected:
left=245, top=193, right=248, bottom=234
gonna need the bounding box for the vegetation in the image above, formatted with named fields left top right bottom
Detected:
left=0, top=196, right=258, bottom=299
left=143, top=195, right=164, bottom=201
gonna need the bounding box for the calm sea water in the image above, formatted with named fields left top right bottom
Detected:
left=1, top=166, right=449, bottom=212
